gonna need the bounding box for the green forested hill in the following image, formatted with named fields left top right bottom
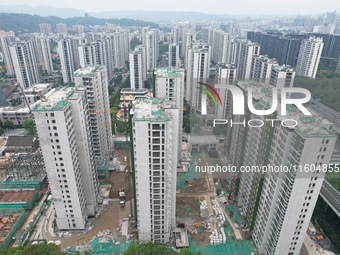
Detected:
left=0, top=13, right=158, bottom=33
left=294, top=77, right=340, bottom=112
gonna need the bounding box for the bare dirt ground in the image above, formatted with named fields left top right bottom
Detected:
left=106, top=171, right=132, bottom=200
left=60, top=200, right=131, bottom=249
left=104, top=148, right=133, bottom=200
left=180, top=178, right=209, bottom=194
left=176, top=196, right=212, bottom=246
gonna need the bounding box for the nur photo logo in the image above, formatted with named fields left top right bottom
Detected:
left=197, top=82, right=222, bottom=115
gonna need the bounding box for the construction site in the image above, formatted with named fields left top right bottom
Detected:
left=176, top=134, right=257, bottom=255
left=0, top=146, right=47, bottom=249
left=0, top=127, right=257, bottom=255
left=0, top=211, right=28, bottom=249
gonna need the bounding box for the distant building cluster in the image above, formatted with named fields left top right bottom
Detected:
left=0, top=10, right=338, bottom=254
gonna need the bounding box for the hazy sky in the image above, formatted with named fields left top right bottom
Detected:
left=0, top=0, right=339, bottom=15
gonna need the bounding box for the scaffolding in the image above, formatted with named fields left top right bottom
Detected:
left=0, top=210, right=28, bottom=249
left=2, top=151, right=46, bottom=190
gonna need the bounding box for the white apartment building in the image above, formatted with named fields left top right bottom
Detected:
left=78, top=31, right=129, bottom=80
left=58, top=38, right=80, bottom=83
left=227, top=81, right=337, bottom=255
left=0, top=83, right=52, bottom=125
left=78, top=39, right=114, bottom=81
left=230, top=39, right=260, bottom=80
left=109, top=31, right=129, bottom=69
left=39, top=23, right=51, bottom=35
left=145, top=29, right=159, bottom=70
left=168, top=43, right=180, bottom=68
left=202, top=28, right=231, bottom=64
left=185, top=42, right=211, bottom=113
left=250, top=55, right=277, bottom=84
left=181, top=31, right=195, bottom=59
left=0, top=35, right=15, bottom=76
left=154, top=68, right=185, bottom=159
left=213, top=63, right=237, bottom=119
left=56, top=23, right=68, bottom=33
left=253, top=115, right=336, bottom=255
left=269, top=64, right=295, bottom=88
left=74, top=66, right=112, bottom=160
left=132, top=98, right=180, bottom=244
left=23, top=83, right=53, bottom=104
left=296, top=37, right=323, bottom=79
left=33, top=34, right=54, bottom=74
left=141, top=27, right=150, bottom=46
left=72, top=25, right=85, bottom=35
left=129, top=45, right=147, bottom=90
left=250, top=55, right=295, bottom=88
left=33, top=86, right=99, bottom=230
left=9, top=40, right=41, bottom=89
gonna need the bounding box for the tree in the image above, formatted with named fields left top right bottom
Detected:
left=184, top=124, right=191, bottom=133
left=0, top=126, right=4, bottom=136
left=144, top=80, right=151, bottom=89
left=3, top=120, right=13, bottom=129
left=294, top=77, right=340, bottom=112
left=123, top=242, right=203, bottom=255
left=116, top=121, right=126, bottom=133
left=130, top=38, right=142, bottom=50
left=159, top=42, right=168, bottom=55
left=23, top=119, right=36, bottom=135
left=114, top=74, right=123, bottom=86
left=0, top=243, right=68, bottom=255
left=179, top=249, right=204, bottom=255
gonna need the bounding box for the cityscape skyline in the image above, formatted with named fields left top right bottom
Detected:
left=0, top=1, right=339, bottom=16
left=0, top=4, right=339, bottom=255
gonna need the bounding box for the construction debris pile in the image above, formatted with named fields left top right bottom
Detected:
left=67, top=229, right=125, bottom=254
left=96, top=230, right=117, bottom=243
left=209, top=200, right=226, bottom=245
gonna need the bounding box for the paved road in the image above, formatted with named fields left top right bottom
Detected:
left=320, top=180, right=340, bottom=216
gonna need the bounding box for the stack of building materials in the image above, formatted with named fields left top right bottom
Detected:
left=209, top=199, right=227, bottom=245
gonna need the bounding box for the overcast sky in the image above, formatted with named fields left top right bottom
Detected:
left=0, top=0, right=339, bottom=15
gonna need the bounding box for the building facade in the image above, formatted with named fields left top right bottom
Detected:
left=226, top=81, right=337, bottom=255
left=129, top=45, right=147, bottom=90
left=296, top=37, right=324, bottom=78
left=74, top=66, right=112, bottom=160
left=230, top=39, right=260, bottom=81
left=0, top=35, right=15, bottom=76
left=132, top=98, right=180, bottom=244
left=58, top=38, right=80, bottom=83
left=185, top=42, right=211, bottom=113
left=33, top=86, right=99, bottom=230
left=168, top=43, right=180, bottom=68
left=9, top=41, right=41, bottom=89
left=145, top=29, right=159, bottom=70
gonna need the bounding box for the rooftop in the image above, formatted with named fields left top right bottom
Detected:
left=237, top=81, right=336, bottom=138
left=5, top=136, right=35, bottom=147
left=120, top=88, right=150, bottom=94
left=189, top=135, right=218, bottom=145
left=272, top=64, right=294, bottom=72
left=132, top=98, right=174, bottom=122
left=23, top=83, right=52, bottom=93
left=74, top=65, right=99, bottom=77
left=0, top=190, right=36, bottom=204
left=154, top=68, right=184, bottom=78
left=33, top=86, right=80, bottom=111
